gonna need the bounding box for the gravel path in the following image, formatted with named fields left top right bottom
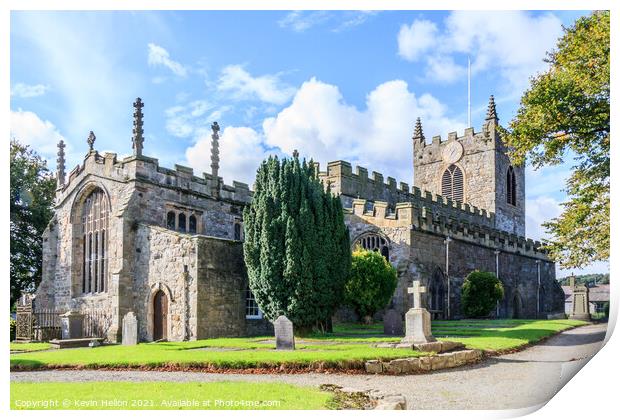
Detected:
left=11, top=323, right=607, bottom=410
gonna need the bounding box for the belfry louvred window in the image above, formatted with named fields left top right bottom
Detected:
left=507, top=166, right=517, bottom=205
left=441, top=165, right=464, bottom=202
left=81, top=189, right=109, bottom=293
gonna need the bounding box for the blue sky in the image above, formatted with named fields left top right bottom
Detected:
left=9, top=10, right=607, bottom=277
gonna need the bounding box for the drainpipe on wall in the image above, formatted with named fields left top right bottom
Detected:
left=444, top=236, right=452, bottom=319
left=183, top=264, right=190, bottom=341
left=536, top=260, right=541, bottom=318
left=494, top=250, right=501, bottom=318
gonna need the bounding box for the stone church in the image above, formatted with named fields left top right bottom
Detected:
left=36, top=96, right=565, bottom=343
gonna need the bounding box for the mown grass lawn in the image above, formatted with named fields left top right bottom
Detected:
left=309, top=319, right=588, bottom=351
left=10, top=381, right=331, bottom=410
left=10, top=342, right=52, bottom=352
left=10, top=340, right=424, bottom=370
left=432, top=319, right=588, bottom=351
left=9, top=319, right=588, bottom=370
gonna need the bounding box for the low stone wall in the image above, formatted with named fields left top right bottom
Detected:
left=365, top=349, right=483, bottom=374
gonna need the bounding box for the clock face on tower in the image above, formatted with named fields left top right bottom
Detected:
left=442, top=141, right=464, bottom=164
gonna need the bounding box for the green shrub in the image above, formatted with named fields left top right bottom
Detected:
left=10, top=318, right=16, bottom=341
left=604, top=301, right=610, bottom=318
left=461, top=271, right=504, bottom=318
left=344, top=248, right=397, bottom=323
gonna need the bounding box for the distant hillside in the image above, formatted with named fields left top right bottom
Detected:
left=557, top=273, right=609, bottom=286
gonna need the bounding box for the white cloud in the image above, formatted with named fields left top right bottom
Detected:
left=397, top=19, right=438, bottom=61
left=147, top=43, right=187, bottom=77
left=425, top=55, right=465, bottom=83
left=525, top=196, right=562, bottom=243
left=279, top=11, right=379, bottom=33
left=186, top=126, right=270, bottom=186
left=278, top=11, right=330, bottom=32
left=11, top=13, right=143, bottom=162
left=398, top=11, right=564, bottom=91
left=183, top=77, right=461, bottom=188
left=10, top=109, right=66, bottom=164
left=11, top=83, right=50, bottom=98
left=164, top=100, right=215, bottom=138
left=262, top=78, right=462, bottom=182
left=332, top=11, right=379, bottom=32
left=218, top=65, right=296, bottom=105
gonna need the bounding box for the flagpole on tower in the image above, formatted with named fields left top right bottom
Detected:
left=467, top=55, right=471, bottom=128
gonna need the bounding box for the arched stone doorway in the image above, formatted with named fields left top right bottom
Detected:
left=153, top=290, right=168, bottom=341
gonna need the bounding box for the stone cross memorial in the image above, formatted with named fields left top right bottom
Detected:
left=122, top=311, right=138, bottom=345
left=383, top=308, right=403, bottom=336
left=274, top=315, right=295, bottom=350
left=401, top=280, right=435, bottom=344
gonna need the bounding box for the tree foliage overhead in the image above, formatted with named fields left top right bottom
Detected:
left=10, top=140, right=56, bottom=306
left=500, top=11, right=609, bottom=268
left=243, top=154, right=351, bottom=331
left=460, top=271, right=504, bottom=318
left=344, top=248, right=398, bottom=323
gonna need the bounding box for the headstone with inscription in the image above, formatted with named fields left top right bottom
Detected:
left=122, top=311, right=138, bottom=345
left=383, top=309, right=403, bottom=336
left=273, top=315, right=295, bottom=350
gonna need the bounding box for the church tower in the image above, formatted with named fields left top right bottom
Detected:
left=412, top=96, right=525, bottom=236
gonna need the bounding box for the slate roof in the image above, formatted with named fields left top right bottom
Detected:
left=562, top=284, right=610, bottom=303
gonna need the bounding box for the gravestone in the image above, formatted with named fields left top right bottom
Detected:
left=273, top=315, right=295, bottom=350
left=383, top=309, right=403, bottom=336
left=401, top=281, right=435, bottom=344
left=60, top=311, right=84, bottom=339
left=122, top=311, right=138, bottom=345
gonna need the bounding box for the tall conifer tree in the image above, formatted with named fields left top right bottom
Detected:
left=243, top=154, right=351, bottom=331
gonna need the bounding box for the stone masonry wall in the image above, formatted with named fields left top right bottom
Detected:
left=343, top=201, right=564, bottom=319
left=414, top=128, right=498, bottom=214
left=195, top=236, right=271, bottom=339
left=38, top=151, right=136, bottom=341
left=133, top=224, right=197, bottom=342
left=38, top=146, right=259, bottom=343
left=493, top=141, right=526, bottom=236
left=318, top=161, right=496, bottom=230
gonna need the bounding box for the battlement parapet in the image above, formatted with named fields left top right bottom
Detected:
left=414, top=115, right=497, bottom=150
left=346, top=199, right=548, bottom=259
left=421, top=126, right=493, bottom=148
left=57, top=150, right=252, bottom=204
left=318, top=160, right=495, bottom=229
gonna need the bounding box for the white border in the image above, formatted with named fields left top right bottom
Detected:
left=2, top=2, right=617, bottom=420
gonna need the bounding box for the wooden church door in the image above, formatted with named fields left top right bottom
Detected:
left=153, top=290, right=168, bottom=341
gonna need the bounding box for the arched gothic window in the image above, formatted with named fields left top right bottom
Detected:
left=178, top=213, right=186, bottom=232
left=234, top=223, right=242, bottom=241
left=166, top=211, right=176, bottom=230
left=189, top=215, right=197, bottom=234
left=428, top=270, right=445, bottom=314
left=354, top=233, right=389, bottom=260
left=441, top=165, right=464, bottom=202
left=507, top=166, right=517, bottom=206
left=81, top=188, right=109, bottom=293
